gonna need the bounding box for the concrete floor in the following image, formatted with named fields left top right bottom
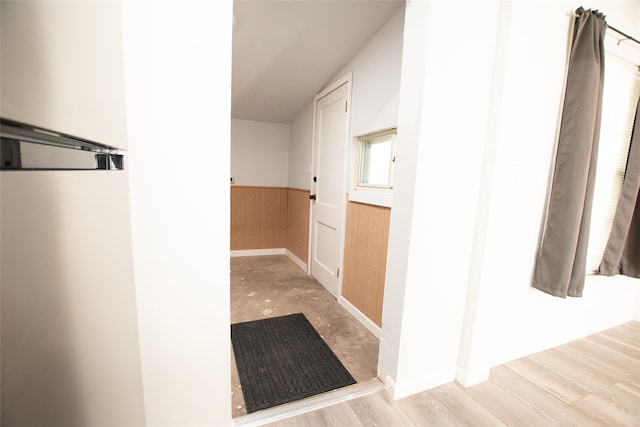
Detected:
left=230, top=255, right=380, bottom=418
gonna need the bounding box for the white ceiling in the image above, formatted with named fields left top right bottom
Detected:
left=231, top=0, right=405, bottom=124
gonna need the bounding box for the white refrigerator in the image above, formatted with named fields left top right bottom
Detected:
left=1, top=2, right=146, bottom=425
left=1, top=121, right=145, bottom=426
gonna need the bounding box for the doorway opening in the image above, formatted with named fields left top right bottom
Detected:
left=229, top=0, right=405, bottom=419
left=229, top=72, right=383, bottom=419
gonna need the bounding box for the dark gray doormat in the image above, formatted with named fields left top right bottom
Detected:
left=231, top=313, right=357, bottom=413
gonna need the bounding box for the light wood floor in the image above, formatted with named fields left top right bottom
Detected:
left=264, top=321, right=640, bottom=427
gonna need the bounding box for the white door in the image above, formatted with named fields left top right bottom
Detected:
left=310, top=78, right=350, bottom=297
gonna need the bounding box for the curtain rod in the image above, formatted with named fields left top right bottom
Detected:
left=608, top=25, right=640, bottom=47
left=575, top=7, right=640, bottom=46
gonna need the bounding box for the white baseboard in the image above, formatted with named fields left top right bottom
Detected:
left=384, top=375, right=397, bottom=399
left=230, top=248, right=286, bottom=257
left=230, top=248, right=308, bottom=273
left=390, top=376, right=436, bottom=400
left=455, top=366, right=490, bottom=388
left=285, top=250, right=307, bottom=272
left=385, top=372, right=455, bottom=400
left=338, top=296, right=381, bottom=339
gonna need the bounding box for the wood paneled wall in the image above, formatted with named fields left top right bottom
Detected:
left=286, top=188, right=310, bottom=262
left=230, top=186, right=287, bottom=250
left=230, top=186, right=310, bottom=262
left=232, top=190, right=389, bottom=326
left=342, top=201, right=391, bottom=327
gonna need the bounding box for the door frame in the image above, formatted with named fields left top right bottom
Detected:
left=307, top=72, right=353, bottom=300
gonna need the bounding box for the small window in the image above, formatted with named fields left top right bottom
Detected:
left=356, top=129, right=396, bottom=189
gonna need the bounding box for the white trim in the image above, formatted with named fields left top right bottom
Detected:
left=306, top=195, right=313, bottom=274
left=337, top=74, right=353, bottom=299
left=354, top=128, right=397, bottom=191
left=315, top=71, right=353, bottom=100
left=348, top=190, right=393, bottom=208
left=230, top=249, right=308, bottom=272
left=230, top=248, right=286, bottom=257
left=383, top=375, right=397, bottom=400
left=285, top=249, right=307, bottom=272
left=338, top=296, right=381, bottom=339
left=387, top=373, right=451, bottom=401
left=455, top=366, right=489, bottom=388
left=309, top=72, right=353, bottom=296
left=233, top=379, right=383, bottom=427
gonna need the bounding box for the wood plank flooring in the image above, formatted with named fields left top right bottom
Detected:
left=263, top=321, right=640, bottom=426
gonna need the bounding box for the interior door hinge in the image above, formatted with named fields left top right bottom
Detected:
left=337, top=268, right=340, bottom=278
left=345, top=101, right=348, bottom=112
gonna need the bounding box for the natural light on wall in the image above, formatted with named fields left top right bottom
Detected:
left=586, top=33, right=640, bottom=273
left=356, top=128, right=396, bottom=189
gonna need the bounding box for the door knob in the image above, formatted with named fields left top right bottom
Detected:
left=310, top=194, right=317, bottom=200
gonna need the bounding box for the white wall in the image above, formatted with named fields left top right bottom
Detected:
left=457, top=0, right=640, bottom=386
left=335, top=5, right=405, bottom=139
left=288, top=103, right=314, bottom=189
left=231, top=119, right=290, bottom=186
left=381, top=0, right=640, bottom=399
left=122, top=0, right=233, bottom=425
left=0, top=1, right=128, bottom=149
left=379, top=0, right=502, bottom=399
left=287, top=5, right=405, bottom=191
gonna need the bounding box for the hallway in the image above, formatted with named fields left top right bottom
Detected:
left=230, top=255, right=380, bottom=418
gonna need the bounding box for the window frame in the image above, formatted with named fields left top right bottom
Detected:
left=354, top=128, right=397, bottom=191
left=585, top=40, right=640, bottom=274
left=348, top=127, right=397, bottom=208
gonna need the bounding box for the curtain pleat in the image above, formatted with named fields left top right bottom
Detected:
left=532, top=8, right=607, bottom=298
left=599, top=96, right=640, bottom=278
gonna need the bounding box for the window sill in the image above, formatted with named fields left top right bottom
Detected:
left=348, top=190, right=393, bottom=208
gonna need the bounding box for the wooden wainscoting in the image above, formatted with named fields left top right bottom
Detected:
left=342, top=201, right=391, bottom=327
left=230, top=186, right=310, bottom=260
left=230, top=186, right=287, bottom=250
left=286, top=188, right=310, bottom=263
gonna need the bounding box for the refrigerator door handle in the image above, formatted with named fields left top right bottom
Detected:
left=1, top=138, right=125, bottom=170
left=0, top=119, right=125, bottom=171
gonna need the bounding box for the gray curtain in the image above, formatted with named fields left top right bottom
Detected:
left=599, top=97, right=640, bottom=278
left=532, top=8, right=608, bottom=298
